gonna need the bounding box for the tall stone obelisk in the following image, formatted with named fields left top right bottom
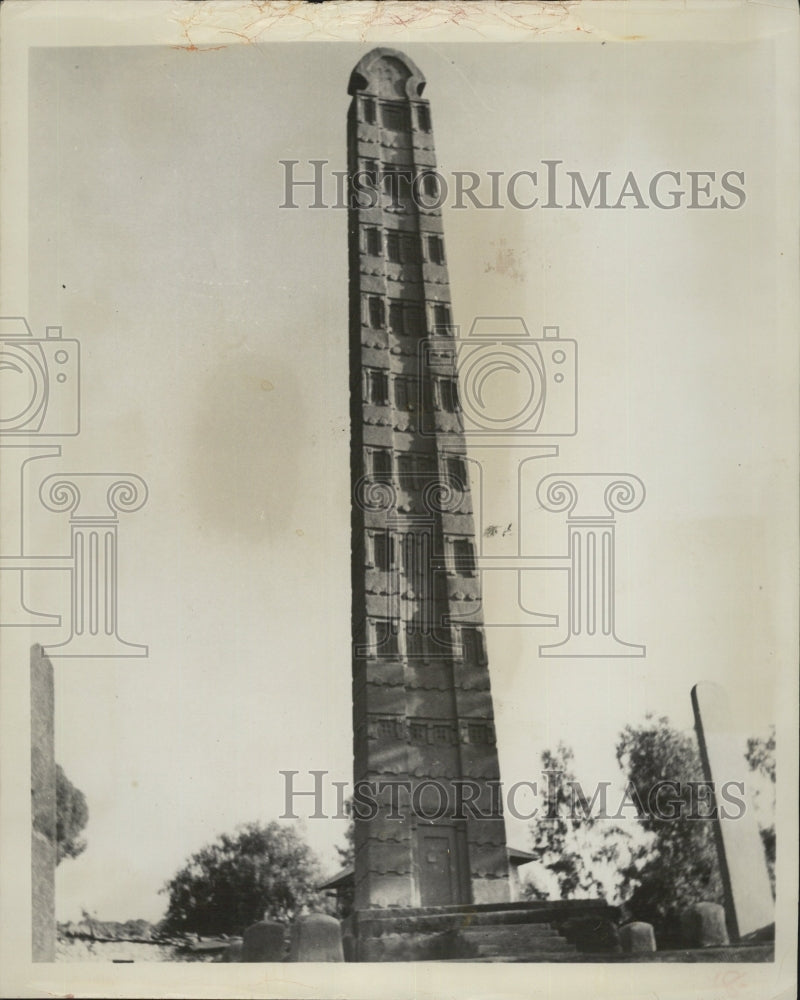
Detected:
left=348, top=48, right=510, bottom=911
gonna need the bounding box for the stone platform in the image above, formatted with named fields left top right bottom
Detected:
left=350, top=899, right=619, bottom=962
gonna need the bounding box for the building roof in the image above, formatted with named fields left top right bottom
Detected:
left=507, top=845, right=538, bottom=865
left=319, top=866, right=354, bottom=891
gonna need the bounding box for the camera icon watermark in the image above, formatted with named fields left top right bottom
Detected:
left=418, top=318, right=577, bottom=439
left=348, top=311, right=645, bottom=656
left=0, top=315, right=148, bottom=657
left=0, top=317, right=80, bottom=436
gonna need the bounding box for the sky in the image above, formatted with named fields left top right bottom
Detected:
left=11, top=35, right=791, bottom=923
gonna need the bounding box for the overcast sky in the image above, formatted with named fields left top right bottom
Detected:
left=18, top=36, right=791, bottom=924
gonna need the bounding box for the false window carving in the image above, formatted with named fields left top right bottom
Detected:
left=382, top=165, right=413, bottom=205
left=364, top=226, right=382, bottom=256
left=362, top=97, right=377, bottom=125
left=436, top=377, right=460, bottom=413
left=364, top=367, right=389, bottom=406
left=467, top=722, right=493, bottom=745
left=416, top=104, right=432, bottom=132
left=372, top=530, right=395, bottom=572
left=381, top=102, right=411, bottom=132
left=432, top=722, right=456, bottom=744
left=432, top=302, right=452, bottom=330
left=421, top=172, right=439, bottom=199
left=368, top=447, right=393, bottom=479
left=445, top=454, right=468, bottom=487
left=461, top=626, right=486, bottom=664
left=409, top=720, right=429, bottom=743
left=369, top=618, right=400, bottom=657
left=426, top=234, right=445, bottom=265
left=393, top=375, right=419, bottom=411
left=450, top=537, right=477, bottom=577
left=386, top=230, right=402, bottom=263
left=367, top=295, right=385, bottom=329
left=362, top=158, right=379, bottom=188
left=403, top=531, right=433, bottom=597
left=386, top=230, right=421, bottom=265
left=397, top=453, right=416, bottom=492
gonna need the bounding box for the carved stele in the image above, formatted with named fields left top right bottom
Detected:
left=348, top=49, right=510, bottom=911
left=691, top=682, right=774, bottom=940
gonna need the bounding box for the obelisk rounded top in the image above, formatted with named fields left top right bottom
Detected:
left=348, top=48, right=426, bottom=99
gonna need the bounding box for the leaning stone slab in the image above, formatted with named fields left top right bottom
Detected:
left=241, top=918, right=285, bottom=962
left=681, top=902, right=729, bottom=947
left=31, top=646, right=56, bottom=962
left=619, top=921, right=656, bottom=953
left=289, top=914, right=343, bottom=962
left=692, top=682, right=774, bottom=939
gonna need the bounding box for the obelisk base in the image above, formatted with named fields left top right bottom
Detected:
left=350, top=899, right=618, bottom=962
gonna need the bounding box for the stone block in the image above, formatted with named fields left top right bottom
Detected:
left=355, top=870, right=413, bottom=909
left=367, top=839, right=412, bottom=874
left=470, top=876, right=512, bottom=906
left=357, top=929, right=475, bottom=962
left=557, top=915, right=622, bottom=954
left=241, top=919, right=285, bottom=962
left=221, top=941, right=243, bottom=962
left=681, top=902, right=730, bottom=948
left=289, top=914, right=344, bottom=962
left=619, top=921, right=656, bottom=953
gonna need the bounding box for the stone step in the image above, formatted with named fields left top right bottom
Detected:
left=465, top=925, right=561, bottom=940
left=355, top=925, right=576, bottom=962
left=358, top=908, right=578, bottom=936
left=358, top=899, right=611, bottom=920
left=351, top=900, right=617, bottom=960
left=442, top=952, right=587, bottom=963
left=476, top=945, right=578, bottom=958
left=464, top=926, right=576, bottom=956
left=475, top=940, right=575, bottom=957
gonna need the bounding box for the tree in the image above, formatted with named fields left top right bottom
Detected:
left=745, top=727, right=775, bottom=783
left=55, top=764, right=88, bottom=865
left=160, top=821, right=327, bottom=937
left=615, top=714, right=723, bottom=945
left=328, top=802, right=356, bottom=919
left=745, top=726, right=776, bottom=892
left=334, top=801, right=355, bottom=869
left=523, top=743, right=634, bottom=903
